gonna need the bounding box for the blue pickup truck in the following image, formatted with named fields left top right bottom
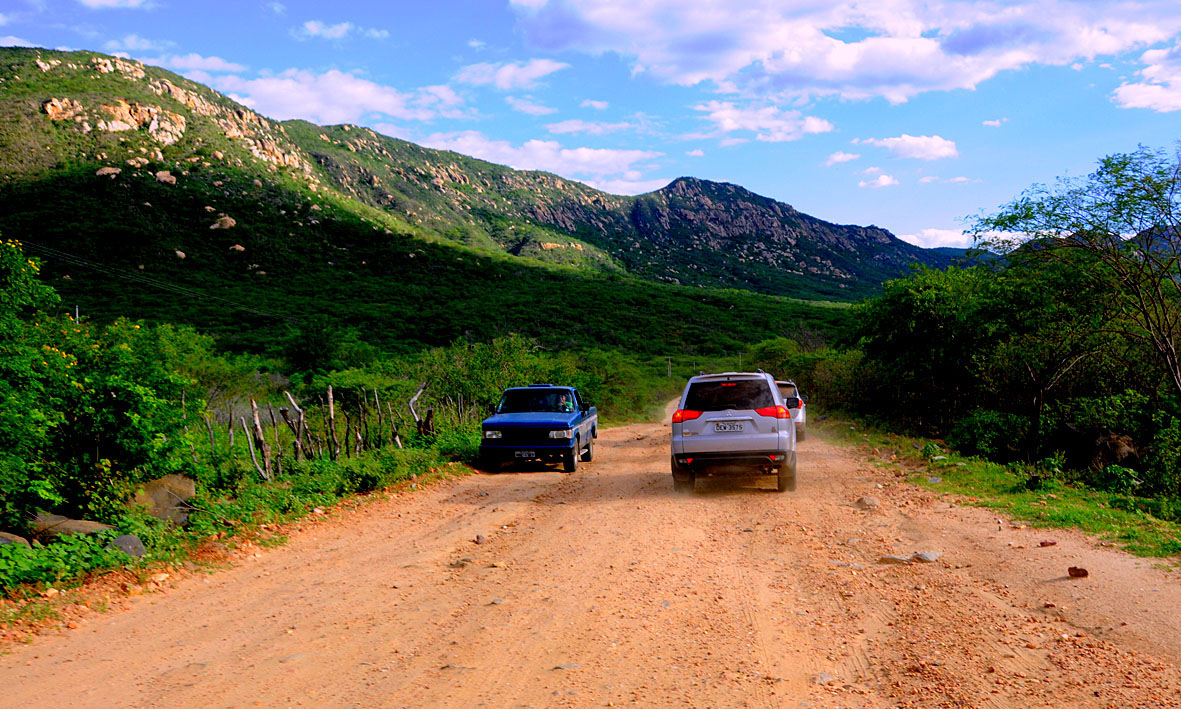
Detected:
left=479, top=384, right=598, bottom=472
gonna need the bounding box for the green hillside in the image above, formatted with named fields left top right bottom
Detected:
left=0, top=47, right=850, bottom=356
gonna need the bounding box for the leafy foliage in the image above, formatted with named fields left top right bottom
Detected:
left=0, top=530, right=130, bottom=592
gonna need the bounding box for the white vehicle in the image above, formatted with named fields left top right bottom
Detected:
left=776, top=380, right=807, bottom=441
left=671, top=371, right=797, bottom=493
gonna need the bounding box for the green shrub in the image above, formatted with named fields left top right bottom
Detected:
left=0, top=530, right=131, bottom=592
left=1144, top=413, right=1181, bottom=498
left=947, top=409, right=1029, bottom=462
left=1093, top=465, right=1143, bottom=495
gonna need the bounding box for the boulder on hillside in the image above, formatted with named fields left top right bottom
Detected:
left=210, top=215, right=237, bottom=230
left=0, top=532, right=31, bottom=548
left=155, top=170, right=176, bottom=185
left=132, top=474, right=196, bottom=526
left=109, top=534, right=146, bottom=558
left=95, top=166, right=121, bottom=178
left=33, top=512, right=114, bottom=539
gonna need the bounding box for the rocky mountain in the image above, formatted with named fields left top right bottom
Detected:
left=1, top=48, right=952, bottom=302
left=0, top=47, right=962, bottom=354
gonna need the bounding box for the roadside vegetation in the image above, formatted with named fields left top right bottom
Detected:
left=744, top=145, right=1181, bottom=559
left=813, top=416, right=1181, bottom=559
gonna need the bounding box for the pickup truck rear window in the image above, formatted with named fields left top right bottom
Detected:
left=684, top=380, right=774, bottom=412
left=496, top=389, right=575, bottom=413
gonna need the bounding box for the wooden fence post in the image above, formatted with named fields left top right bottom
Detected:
left=250, top=396, right=272, bottom=479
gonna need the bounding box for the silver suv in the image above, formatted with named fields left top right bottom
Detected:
left=670, top=371, right=797, bottom=493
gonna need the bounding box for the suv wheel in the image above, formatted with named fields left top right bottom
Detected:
left=671, top=456, right=694, bottom=492
left=777, top=452, right=797, bottom=492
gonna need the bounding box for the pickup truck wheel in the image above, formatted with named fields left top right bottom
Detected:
left=580, top=436, right=594, bottom=462
left=777, top=452, right=797, bottom=492
left=563, top=440, right=580, bottom=473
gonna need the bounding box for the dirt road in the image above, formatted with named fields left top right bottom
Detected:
left=3, top=406, right=1181, bottom=707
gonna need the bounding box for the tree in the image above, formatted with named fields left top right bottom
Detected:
left=975, top=258, right=1112, bottom=459
left=853, top=266, right=994, bottom=432
left=973, top=144, right=1181, bottom=398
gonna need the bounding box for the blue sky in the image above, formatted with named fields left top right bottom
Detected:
left=5, top=0, right=1181, bottom=248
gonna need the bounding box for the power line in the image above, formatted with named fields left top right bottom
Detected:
left=20, top=240, right=300, bottom=323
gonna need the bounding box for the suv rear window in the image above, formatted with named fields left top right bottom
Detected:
left=684, top=380, right=774, bottom=411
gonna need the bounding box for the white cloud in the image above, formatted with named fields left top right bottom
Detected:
left=468, top=39, right=486, bottom=49
left=858, top=134, right=958, bottom=160
left=826, top=151, right=859, bottom=165
left=0, top=13, right=9, bottom=26
left=298, top=21, right=352, bottom=39
left=686, top=149, right=704, bottom=157
left=294, top=20, right=388, bottom=41
left=546, top=118, right=632, bottom=135
left=861, top=166, right=882, bottom=175
left=268, top=3, right=286, bottom=14
left=1113, top=41, right=1181, bottom=112
left=104, top=33, right=168, bottom=52
left=858, top=174, right=899, bottom=188
left=898, top=228, right=972, bottom=248
left=455, top=58, right=569, bottom=90
left=692, top=100, right=832, bottom=142
left=421, top=130, right=662, bottom=184
left=78, top=0, right=151, bottom=8
left=982, top=117, right=1008, bottom=127
left=511, top=0, right=1181, bottom=103
left=919, top=175, right=977, bottom=184
left=145, top=53, right=246, bottom=73
left=0, top=35, right=35, bottom=47
left=581, top=99, right=609, bottom=110
left=506, top=95, right=557, bottom=115
left=212, top=69, right=465, bottom=124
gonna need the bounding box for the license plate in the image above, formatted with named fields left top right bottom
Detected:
left=514, top=450, right=535, bottom=458
left=714, top=422, right=743, bottom=432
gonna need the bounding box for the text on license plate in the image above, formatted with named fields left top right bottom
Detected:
left=714, top=422, right=744, bottom=432
left=515, top=450, right=535, bottom=458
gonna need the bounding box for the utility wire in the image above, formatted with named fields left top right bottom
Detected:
left=20, top=239, right=300, bottom=323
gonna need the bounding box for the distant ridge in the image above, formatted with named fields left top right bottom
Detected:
left=0, top=46, right=956, bottom=352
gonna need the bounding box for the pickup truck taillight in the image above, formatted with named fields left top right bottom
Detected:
left=672, top=409, right=702, bottom=423
left=755, top=406, right=790, bottom=419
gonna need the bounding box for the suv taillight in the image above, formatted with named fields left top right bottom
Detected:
left=673, top=409, right=702, bottom=423
left=755, top=406, right=790, bottom=419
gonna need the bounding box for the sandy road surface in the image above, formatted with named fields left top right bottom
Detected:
left=3, top=406, right=1181, bottom=708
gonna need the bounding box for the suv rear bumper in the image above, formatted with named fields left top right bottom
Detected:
left=672, top=450, right=789, bottom=475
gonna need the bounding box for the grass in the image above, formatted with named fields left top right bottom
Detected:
left=814, top=415, right=1181, bottom=562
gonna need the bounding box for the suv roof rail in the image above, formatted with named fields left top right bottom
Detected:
left=528, top=383, right=554, bottom=387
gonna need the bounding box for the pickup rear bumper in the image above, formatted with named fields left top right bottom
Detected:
left=479, top=442, right=574, bottom=463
